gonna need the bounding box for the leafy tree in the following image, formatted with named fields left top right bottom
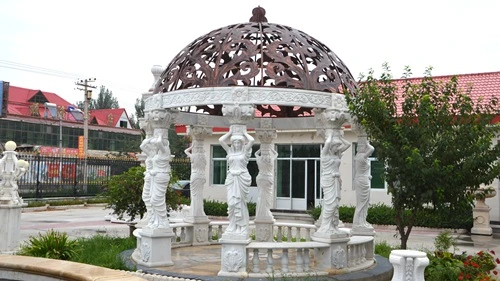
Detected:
left=135, top=97, right=145, bottom=119
left=346, top=64, right=500, bottom=249
left=76, top=86, right=119, bottom=110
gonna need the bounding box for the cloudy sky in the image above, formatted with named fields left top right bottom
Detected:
left=1, top=0, right=499, bottom=117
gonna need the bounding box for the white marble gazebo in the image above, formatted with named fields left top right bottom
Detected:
left=132, top=7, right=377, bottom=277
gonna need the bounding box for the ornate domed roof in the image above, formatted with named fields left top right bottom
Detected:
left=153, top=7, right=357, bottom=117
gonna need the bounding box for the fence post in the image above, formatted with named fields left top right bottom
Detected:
left=35, top=155, right=41, bottom=199
left=73, top=157, right=79, bottom=196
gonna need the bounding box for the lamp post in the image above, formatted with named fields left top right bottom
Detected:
left=75, top=78, right=96, bottom=158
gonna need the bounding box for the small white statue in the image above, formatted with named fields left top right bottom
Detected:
left=184, top=143, right=207, bottom=217
left=353, top=138, right=375, bottom=229
left=255, top=146, right=277, bottom=218
left=0, top=141, right=29, bottom=205
left=219, top=126, right=254, bottom=237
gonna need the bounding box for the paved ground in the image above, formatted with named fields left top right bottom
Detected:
left=18, top=205, right=500, bottom=278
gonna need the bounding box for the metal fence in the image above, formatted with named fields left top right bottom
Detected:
left=17, top=154, right=141, bottom=198
left=16, top=154, right=192, bottom=199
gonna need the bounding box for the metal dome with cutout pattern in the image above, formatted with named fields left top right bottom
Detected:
left=153, top=7, right=357, bottom=117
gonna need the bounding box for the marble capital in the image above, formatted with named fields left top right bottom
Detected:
left=222, top=104, right=255, bottom=124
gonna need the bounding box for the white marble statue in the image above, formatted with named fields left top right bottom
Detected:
left=255, top=146, right=277, bottom=218
left=139, top=132, right=154, bottom=224
left=147, top=128, right=171, bottom=229
left=353, top=137, right=375, bottom=229
left=317, top=129, right=350, bottom=234
left=0, top=141, right=29, bottom=205
left=184, top=142, right=207, bottom=217
left=219, top=126, right=254, bottom=237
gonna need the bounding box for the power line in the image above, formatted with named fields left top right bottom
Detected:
left=0, top=60, right=145, bottom=94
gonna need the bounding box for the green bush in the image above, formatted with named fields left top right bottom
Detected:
left=307, top=203, right=472, bottom=229
left=103, top=166, right=184, bottom=222
left=374, top=241, right=399, bottom=259
left=19, top=230, right=80, bottom=260
left=203, top=200, right=256, bottom=217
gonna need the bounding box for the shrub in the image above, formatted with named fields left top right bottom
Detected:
left=18, top=230, right=80, bottom=260
left=203, top=200, right=256, bottom=217
left=374, top=241, right=399, bottom=259
left=103, top=166, right=184, bottom=221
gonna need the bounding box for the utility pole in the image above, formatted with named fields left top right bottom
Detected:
left=75, top=78, right=96, bottom=158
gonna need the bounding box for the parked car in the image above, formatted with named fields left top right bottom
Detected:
left=172, top=180, right=190, bottom=198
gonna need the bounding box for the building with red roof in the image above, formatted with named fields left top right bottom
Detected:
left=0, top=81, right=142, bottom=155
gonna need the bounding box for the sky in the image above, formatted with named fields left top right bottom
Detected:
left=1, top=0, right=499, bottom=117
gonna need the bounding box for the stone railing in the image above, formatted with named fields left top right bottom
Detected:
left=273, top=222, right=316, bottom=242
left=135, top=220, right=375, bottom=278
left=347, top=236, right=375, bottom=271
left=246, top=241, right=330, bottom=278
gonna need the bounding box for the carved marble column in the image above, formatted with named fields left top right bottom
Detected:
left=135, top=108, right=177, bottom=268
left=184, top=123, right=212, bottom=246
left=312, top=108, right=351, bottom=271
left=351, top=126, right=375, bottom=236
left=254, top=119, right=277, bottom=242
left=218, top=103, right=254, bottom=277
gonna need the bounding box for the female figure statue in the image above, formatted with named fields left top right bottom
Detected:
left=139, top=134, right=155, bottom=224
left=184, top=143, right=207, bottom=217
left=148, top=129, right=171, bottom=229
left=317, top=130, right=350, bottom=234
left=353, top=138, right=375, bottom=229
left=219, top=127, right=254, bottom=236
left=255, top=146, right=277, bottom=218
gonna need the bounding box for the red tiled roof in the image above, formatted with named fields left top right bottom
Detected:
left=90, top=108, right=127, bottom=127
left=7, top=85, right=76, bottom=119
left=390, top=71, right=500, bottom=115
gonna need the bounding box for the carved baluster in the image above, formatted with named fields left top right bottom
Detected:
left=180, top=227, right=186, bottom=242
left=266, top=249, right=274, bottom=273
left=347, top=245, right=353, bottom=267
left=287, top=226, right=292, bottom=242
left=296, top=248, right=304, bottom=272
left=296, top=227, right=302, bottom=242
left=304, top=249, right=310, bottom=271
left=208, top=225, right=213, bottom=241
left=218, top=225, right=223, bottom=239
left=281, top=249, right=289, bottom=273
left=173, top=228, right=178, bottom=243
left=306, top=229, right=312, bottom=241
left=277, top=226, right=283, bottom=242
left=252, top=249, right=260, bottom=273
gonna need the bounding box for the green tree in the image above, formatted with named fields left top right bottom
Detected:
left=346, top=64, right=500, bottom=249
left=76, top=86, right=119, bottom=110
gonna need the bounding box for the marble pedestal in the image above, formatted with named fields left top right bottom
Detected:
left=312, top=231, right=350, bottom=271
left=0, top=204, right=25, bottom=254
left=350, top=226, right=375, bottom=236
left=471, top=200, right=493, bottom=236
left=135, top=227, right=174, bottom=267
left=184, top=215, right=210, bottom=245
left=254, top=217, right=274, bottom=242
left=218, top=234, right=252, bottom=277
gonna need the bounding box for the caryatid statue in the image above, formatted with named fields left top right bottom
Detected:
left=142, top=109, right=177, bottom=230
left=352, top=129, right=375, bottom=232
left=255, top=123, right=277, bottom=220
left=184, top=125, right=212, bottom=219
left=315, top=109, right=350, bottom=235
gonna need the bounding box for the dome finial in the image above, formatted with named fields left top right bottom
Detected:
left=249, top=6, right=267, bottom=22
